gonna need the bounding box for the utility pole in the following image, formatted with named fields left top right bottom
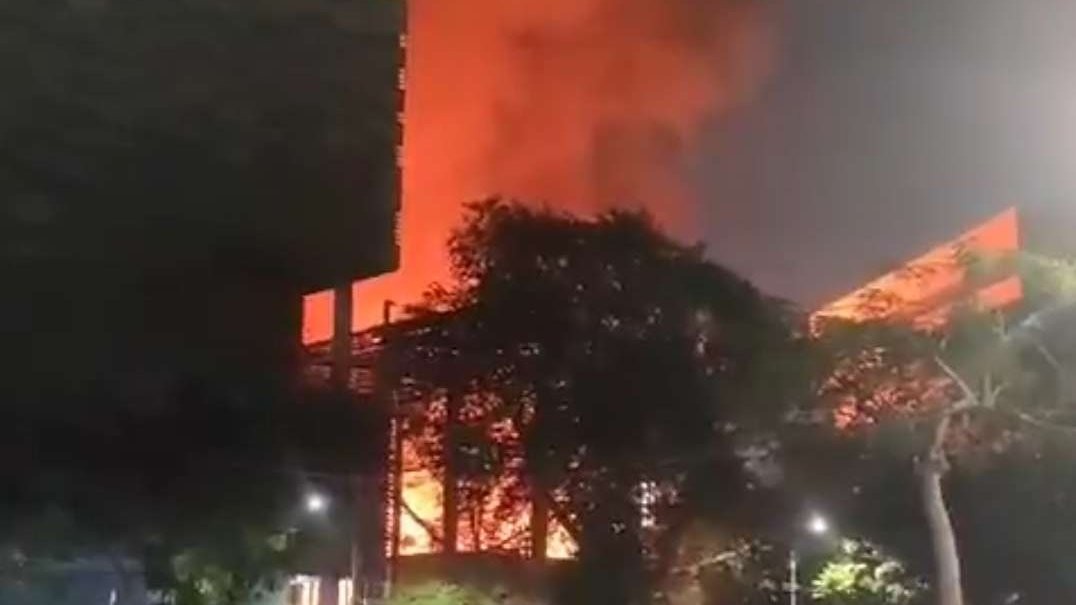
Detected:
left=331, top=282, right=353, bottom=391
left=332, top=282, right=364, bottom=605
left=351, top=475, right=365, bottom=605
left=788, top=549, right=798, bottom=605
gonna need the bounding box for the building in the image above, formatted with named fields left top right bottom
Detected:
left=3, top=3, right=405, bottom=604
left=4, top=0, right=405, bottom=399
left=304, top=310, right=576, bottom=561
left=814, top=204, right=1076, bottom=327
left=814, top=208, right=1022, bottom=326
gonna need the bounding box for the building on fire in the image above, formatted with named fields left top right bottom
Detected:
left=814, top=205, right=1076, bottom=326
left=303, top=308, right=577, bottom=603
left=303, top=206, right=1067, bottom=596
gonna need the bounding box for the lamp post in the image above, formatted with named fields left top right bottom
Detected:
left=789, top=513, right=830, bottom=605
left=303, top=486, right=366, bottom=605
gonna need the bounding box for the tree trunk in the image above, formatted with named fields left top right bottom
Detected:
left=921, top=415, right=964, bottom=605
left=530, top=485, right=549, bottom=560
left=442, top=390, right=459, bottom=554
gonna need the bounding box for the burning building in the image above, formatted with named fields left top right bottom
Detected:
left=297, top=0, right=774, bottom=598
left=302, top=0, right=775, bottom=339
left=814, top=204, right=1076, bottom=328
left=305, top=311, right=577, bottom=568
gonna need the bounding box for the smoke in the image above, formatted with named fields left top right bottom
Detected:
left=310, top=0, right=774, bottom=334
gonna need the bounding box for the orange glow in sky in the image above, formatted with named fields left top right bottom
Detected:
left=303, top=0, right=773, bottom=343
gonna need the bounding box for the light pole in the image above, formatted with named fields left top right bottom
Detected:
left=789, top=513, right=830, bottom=605
left=303, top=487, right=366, bottom=605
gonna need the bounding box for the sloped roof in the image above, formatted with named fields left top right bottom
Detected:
left=814, top=208, right=1021, bottom=326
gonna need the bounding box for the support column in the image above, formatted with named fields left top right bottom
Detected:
left=442, top=390, right=460, bottom=554
left=331, top=282, right=353, bottom=391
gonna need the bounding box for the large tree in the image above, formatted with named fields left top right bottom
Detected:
left=813, top=252, right=1076, bottom=605
left=393, top=200, right=804, bottom=604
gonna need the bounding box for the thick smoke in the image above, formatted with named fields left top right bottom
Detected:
left=310, top=0, right=773, bottom=334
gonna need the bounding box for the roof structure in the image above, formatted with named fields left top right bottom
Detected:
left=814, top=208, right=1022, bottom=327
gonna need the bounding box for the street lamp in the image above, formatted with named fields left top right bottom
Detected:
left=302, top=482, right=367, bottom=605
left=305, top=492, right=329, bottom=514
left=789, top=513, right=831, bottom=605
left=807, top=513, right=829, bottom=536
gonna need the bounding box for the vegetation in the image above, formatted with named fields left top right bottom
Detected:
left=392, top=199, right=806, bottom=603
left=811, top=540, right=924, bottom=605
left=12, top=170, right=1076, bottom=604
left=388, top=581, right=499, bottom=605
left=813, top=253, right=1076, bottom=605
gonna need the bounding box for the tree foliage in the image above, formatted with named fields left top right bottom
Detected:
left=1, top=382, right=384, bottom=604
left=811, top=540, right=924, bottom=605
left=390, top=200, right=804, bottom=603
left=388, top=581, right=499, bottom=605
left=811, top=251, right=1076, bottom=605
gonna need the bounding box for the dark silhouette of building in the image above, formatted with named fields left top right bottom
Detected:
left=3, top=0, right=405, bottom=401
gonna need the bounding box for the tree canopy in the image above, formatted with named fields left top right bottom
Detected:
left=388, top=200, right=806, bottom=603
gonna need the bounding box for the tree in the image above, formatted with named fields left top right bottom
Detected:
left=388, top=581, right=499, bottom=605
left=814, top=252, right=1076, bottom=605
left=811, top=540, right=924, bottom=605
left=394, top=200, right=803, bottom=603
left=1, top=381, right=386, bottom=604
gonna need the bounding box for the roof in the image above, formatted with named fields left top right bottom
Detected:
left=813, top=208, right=1022, bottom=327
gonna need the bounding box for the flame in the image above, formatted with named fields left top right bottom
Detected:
left=395, top=434, right=576, bottom=559
left=306, top=0, right=775, bottom=561
left=302, top=0, right=774, bottom=341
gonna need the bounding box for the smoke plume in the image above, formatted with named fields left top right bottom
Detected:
left=307, top=0, right=774, bottom=336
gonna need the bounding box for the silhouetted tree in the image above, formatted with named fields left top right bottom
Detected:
left=397, top=200, right=805, bottom=604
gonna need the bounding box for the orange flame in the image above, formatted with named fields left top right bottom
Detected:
left=303, top=0, right=773, bottom=340
left=306, top=0, right=775, bottom=560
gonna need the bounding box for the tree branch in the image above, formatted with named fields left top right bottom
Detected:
left=536, top=488, right=582, bottom=545
left=1005, top=409, right=1076, bottom=436
left=934, top=356, right=978, bottom=405
left=669, top=549, right=739, bottom=575
left=399, top=497, right=443, bottom=546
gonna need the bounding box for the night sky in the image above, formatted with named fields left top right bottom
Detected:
left=697, top=0, right=1076, bottom=307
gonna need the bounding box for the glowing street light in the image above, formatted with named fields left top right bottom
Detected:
left=305, top=492, right=329, bottom=514
left=790, top=512, right=832, bottom=605
left=300, top=481, right=368, bottom=604
left=807, top=513, right=830, bottom=536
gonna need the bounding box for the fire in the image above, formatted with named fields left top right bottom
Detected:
left=394, top=407, right=577, bottom=559
left=302, top=0, right=774, bottom=340
left=305, top=0, right=775, bottom=562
